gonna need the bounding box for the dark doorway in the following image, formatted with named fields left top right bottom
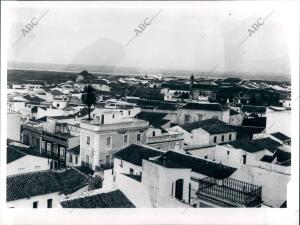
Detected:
left=175, top=179, right=184, bottom=200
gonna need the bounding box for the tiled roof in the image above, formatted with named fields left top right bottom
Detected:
left=260, top=155, right=275, bottom=163
left=161, top=83, right=189, bottom=91
left=7, top=145, right=49, bottom=163
left=7, top=168, right=89, bottom=202
left=271, top=132, right=291, bottom=142
left=228, top=125, right=265, bottom=139
left=242, top=105, right=266, bottom=114
left=68, top=145, right=80, bottom=155
left=242, top=117, right=266, bottom=127
left=60, top=189, right=135, bottom=208
left=230, top=109, right=240, bottom=116
left=179, top=118, right=235, bottom=134
left=114, top=144, right=163, bottom=166
left=23, top=94, right=45, bottom=103
left=7, top=170, right=62, bottom=202
left=151, top=151, right=237, bottom=179
left=227, top=137, right=281, bottom=153
left=54, top=169, right=88, bottom=195
left=181, top=103, right=224, bottom=111
left=7, top=146, right=26, bottom=163
left=135, top=111, right=169, bottom=128
left=274, top=150, right=291, bottom=166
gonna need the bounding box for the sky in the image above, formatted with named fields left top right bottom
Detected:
left=6, top=2, right=293, bottom=77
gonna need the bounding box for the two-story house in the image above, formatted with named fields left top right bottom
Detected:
left=168, top=118, right=237, bottom=146
left=177, top=102, right=230, bottom=124
left=80, top=117, right=149, bottom=170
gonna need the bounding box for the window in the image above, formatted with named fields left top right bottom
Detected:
left=86, top=155, right=90, bottom=166
left=106, top=155, right=111, bottom=165
left=184, top=114, right=191, bottom=122
left=197, top=114, right=203, bottom=121
left=59, top=147, right=65, bottom=160
left=106, top=137, right=112, bottom=149
left=128, top=110, right=131, bottom=115
left=137, top=133, right=141, bottom=141
left=227, top=151, right=230, bottom=155
left=129, top=168, right=134, bottom=175
left=242, top=155, right=247, bottom=164
left=120, top=160, right=123, bottom=168
left=33, top=201, right=38, bottom=208
left=229, top=134, right=232, bottom=141
left=57, top=103, right=60, bottom=107
left=204, top=155, right=208, bottom=159
left=152, top=131, right=156, bottom=137
left=47, top=142, right=52, bottom=154
left=53, top=145, right=58, bottom=156
left=87, top=136, right=90, bottom=145
left=221, top=135, right=224, bottom=142
left=112, top=114, right=115, bottom=119
left=75, top=156, right=78, bottom=164
left=213, top=136, right=217, bottom=143
left=123, top=135, right=129, bottom=146
left=69, top=154, right=73, bottom=163
left=47, top=199, right=53, bottom=208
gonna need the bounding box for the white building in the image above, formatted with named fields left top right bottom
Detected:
left=7, top=168, right=90, bottom=208
left=7, top=144, right=50, bottom=176
left=177, top=102, right=230, bottom=124
left=168, top=118, right=237, bottom=146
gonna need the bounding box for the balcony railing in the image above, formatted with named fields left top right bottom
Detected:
left=196, top=177, right=262, bottom=207
left=42, top=131, right=68, bottom=142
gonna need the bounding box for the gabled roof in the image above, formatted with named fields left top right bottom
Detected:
left=135, top=111, right=169, bottom=128
left=242, top=105, right=266, bottom=114
left=23, top=94, right=45, bottom=103
left=260, top=155, right=275, bottom=163
left=181, top=103, right=224, bottom=111
left=274, top=150, right=291, bottom=166
left=7, top=168, right=89, bottom=201
left=151, top=151, right=237, bottom=179
left=7, top=147, right=26, bottom=163
left=50, top=89, right=63, bottom=96
left=227, top=137, right=281, bottom=153
left=7, top=145, right=49, bottom=163
left=114, top=144, right=163, bottom=166
left=68, top=145, right=80, bottom=155
left=270, top=132, right=291, bottom=142
left=179, top=118, right=235, bottom=134
left=60, top=189, right=135, bottom=208
left=230, top=109, right=240, bottom=116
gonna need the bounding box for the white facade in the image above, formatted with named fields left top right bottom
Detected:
left=168, top=126, right=236, bottom=146
left=7, top=155, right=50, bottom=176
left=7, top=192, right=61, bottom=208
left=7, top=112, right=22, bottom=141
left=177, top=108, right=230, bottom=124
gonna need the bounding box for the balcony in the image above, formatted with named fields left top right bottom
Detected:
left=42, top=131, right=69, bottom=144
left=196, top=177, right=262, bottom=208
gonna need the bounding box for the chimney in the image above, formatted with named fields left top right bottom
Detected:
left=88, top=166, right=104, bottom=191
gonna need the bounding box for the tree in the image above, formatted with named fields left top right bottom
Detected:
left=81, top=84, right=98, bottom=120
left=190, top=74, right=195, bottom=85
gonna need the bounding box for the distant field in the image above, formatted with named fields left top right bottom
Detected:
left=8, top=69, right=83, bottom=84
